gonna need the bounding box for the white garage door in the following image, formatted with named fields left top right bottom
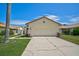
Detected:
left=30, top=27, right=59, bottom=37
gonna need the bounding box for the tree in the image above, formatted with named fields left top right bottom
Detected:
left=4, top=3, right=11, bottom=43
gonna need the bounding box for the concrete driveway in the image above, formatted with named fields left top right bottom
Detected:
left=22, top=37, right=79, bottom=56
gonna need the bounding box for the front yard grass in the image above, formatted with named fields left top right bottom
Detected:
left=60, top=35, right=79, bottom=45
left=0, top=37, right=30, bottom=56
left=0, top=35, right=4, bottom=42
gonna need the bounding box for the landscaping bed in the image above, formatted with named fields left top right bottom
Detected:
left=60, top=35, right=79, bottom=45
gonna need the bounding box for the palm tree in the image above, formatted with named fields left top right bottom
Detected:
left=4, top=3, right=11, bottom=43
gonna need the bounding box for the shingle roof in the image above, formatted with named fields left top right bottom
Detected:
left=0, top=22, right=23, bottom=30
left=60, top=23, right=79, bottom=28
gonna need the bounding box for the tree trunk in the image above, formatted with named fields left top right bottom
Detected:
left=4, top=3, right=11, bottom=43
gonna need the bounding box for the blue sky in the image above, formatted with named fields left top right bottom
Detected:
left=0, top=3, right=79, bottom=25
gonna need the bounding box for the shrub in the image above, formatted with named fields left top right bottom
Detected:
left=10, top=30, right=14, bottom=35
left=20, top=34, right=30, bottom=37
left=72, top=27, right=79, bottom=35
left=0, top=30, right=5, bottom=35
left=62, top=29, right=70, bottom=35
left=56, top=32, right=61, bottom=37
left=0, top=30, right=14, bottom=36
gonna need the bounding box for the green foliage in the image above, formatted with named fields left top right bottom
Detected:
left=0, top=30, right=5, bottom=35
left=62, top=29, right=70, bottom=35
left=9, top=30, right=14, bottom=35
left=62, top=28, right=79, bottom=35
left=21, top=34, right=30, bottom=37
left=72, top=27, right=79, bottom=35
left=0, top=36, right=3, bottom=42
left=0, top=30, right=14, bottom=36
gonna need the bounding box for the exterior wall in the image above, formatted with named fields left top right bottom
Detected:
left=12, top=30, right=17, bottom=35
left=12, top=29, right=23, bottom=35
left=23, top=27, right=27, bottom=35
left=27, top=17, right=60, bottom=37
left=19, top=30, right=23, bottom=35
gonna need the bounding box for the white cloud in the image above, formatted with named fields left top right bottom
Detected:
left=59, top=22, right=70, bottom=25
left=45, top=14, right=60, bottom=21
left=33, top=14, right=60, bottom=21
left=70, top=16, right=79, bottom=23
left=10, top=19, right=29, bottom=25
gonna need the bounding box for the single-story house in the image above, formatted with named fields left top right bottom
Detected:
left=0, top=22, right=24, bottom=35
left=25, top=16, right=62, bottom=37
left=60, top=23, right=79, bottom=34
left=10, top=26, right=24, bottom=35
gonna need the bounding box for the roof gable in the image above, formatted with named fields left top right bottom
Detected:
left=26, top=16, right=61, bottom=25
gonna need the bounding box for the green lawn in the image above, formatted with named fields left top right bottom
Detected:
left=0, top=35, right=4, bottom=42
left=61, top=35, right=79, bottom=45
left=0, top=37, right=30, bottom=56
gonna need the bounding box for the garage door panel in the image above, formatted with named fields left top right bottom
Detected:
left=31, top=29, right=57, bottom=36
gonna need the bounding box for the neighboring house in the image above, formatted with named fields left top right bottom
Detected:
left=25, top=16, right=61, bottom=37
left=60, top=23, right=79, bottom=34
left=0, top=22, right=24, bottom=35
left=0, top=22, right=5, bottom=31
left=23, top=26, right=27, bottom=35
left=10, top=26, right=24, bottom=35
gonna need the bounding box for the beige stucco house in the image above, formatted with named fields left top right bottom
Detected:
left=0, top=22, right=24, bottom=35
left=25, top=16, right=61, bottom=37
